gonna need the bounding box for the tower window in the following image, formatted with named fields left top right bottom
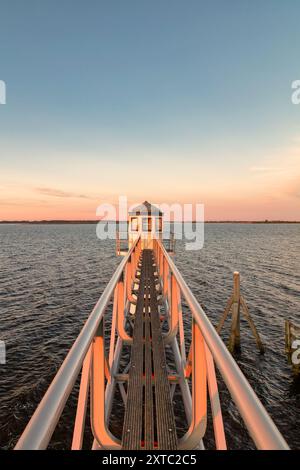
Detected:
left=131, top=217, right=139, bottom=231
left=156, top=217, right=163, bottom=232
left=142, top=217, right=152, bottom=232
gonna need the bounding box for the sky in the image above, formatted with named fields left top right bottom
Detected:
left=0, top=0, right=300, bottom=220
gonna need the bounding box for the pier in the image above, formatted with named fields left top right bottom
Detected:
left=14, top=203, right=289, bottom=450
left=122, top=249, right=177, bottom=450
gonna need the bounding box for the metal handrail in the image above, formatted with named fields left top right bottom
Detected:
left=15, top=237, right=141, bottom=450
left=155, top=239, right=289, bottom=450
left=15, top=235, right=289, bottom=450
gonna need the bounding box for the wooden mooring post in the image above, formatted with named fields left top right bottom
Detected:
left=285, top=319, right=300, bottom=375
left=217, top=272, right=265, bottom=354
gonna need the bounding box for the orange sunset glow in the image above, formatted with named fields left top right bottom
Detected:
left=1, top=142, right=299, bottom=220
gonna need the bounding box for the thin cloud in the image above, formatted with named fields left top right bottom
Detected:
left=250, top=166, right=285, bottom=173
left=35, top=187, right=94, bottom=199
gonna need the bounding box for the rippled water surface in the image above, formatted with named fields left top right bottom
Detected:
left=0, top=223, right=299, bottom=449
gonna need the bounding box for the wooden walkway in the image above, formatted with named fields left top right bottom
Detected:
left=121, top=250, right=177, bottom=450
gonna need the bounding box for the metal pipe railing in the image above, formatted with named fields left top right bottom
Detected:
left=15, top=234, right=289, bottom=450
left=154, top=239, right=289, bottom=450
left=15, top=237, right=141, bottom=450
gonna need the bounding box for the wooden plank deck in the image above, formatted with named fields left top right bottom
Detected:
left=121, top=250, right=177, bottom=450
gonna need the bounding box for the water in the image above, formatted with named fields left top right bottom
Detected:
left=0, top=223, right=299, bottom=449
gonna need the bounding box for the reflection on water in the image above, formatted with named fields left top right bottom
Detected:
left=0, top=223, right=299, bottom=449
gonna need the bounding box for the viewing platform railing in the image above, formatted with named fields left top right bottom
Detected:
left=14, top=236, right=289, bottom=450
left=15, top=237, right=142, bottom=450
left=153, top=239, right=289, bottom=450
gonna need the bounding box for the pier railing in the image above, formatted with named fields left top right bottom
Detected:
left=14, top=236, right=289, bottom=450
left=15, top=236, right=142, bottom=450
left=153, top=239, right=288, bottom=450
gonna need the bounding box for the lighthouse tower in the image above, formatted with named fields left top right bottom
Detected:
left=116, top=201, right=163, bottom=255
left=128, top=201, right=163, bottom=250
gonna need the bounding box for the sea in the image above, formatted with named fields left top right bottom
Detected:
left=0, top=223, right=299, bottom=449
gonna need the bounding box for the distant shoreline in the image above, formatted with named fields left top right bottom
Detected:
left=0, top=220, right=299, bottom=224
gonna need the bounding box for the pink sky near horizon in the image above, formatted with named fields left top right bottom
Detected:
left=1, top=135, right=299, bottom=221
left=1, top=170, right=299, bottom=221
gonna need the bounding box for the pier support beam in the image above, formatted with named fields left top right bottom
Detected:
left=217, top=272, right=264, bottom=354
left=228, top=272, right=241, bottom=353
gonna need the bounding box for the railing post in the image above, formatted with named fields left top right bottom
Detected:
left=90, top=320, right=121, bottom=449
left=126, top=261, right=137, bottom=303
left=117, top=278, right=132, bottom=343
left=71, top=346, right=92, bottom=450
left=163, top=257, right=169, bottom=301
left=179, top=318, right=207, bottom=449
left=177, top=286, right=186, bottom=364
left=159, top=248, right=163, bottom=279
left=109, top=286, right=118, bottom=369
left=164, top=274, right=179, bottom=343
left=204, top=344, right=227, bottom=450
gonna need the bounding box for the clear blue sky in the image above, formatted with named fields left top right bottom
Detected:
left=0, top=0, right=300, bottom=219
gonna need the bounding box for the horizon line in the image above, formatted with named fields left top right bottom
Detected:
left=0, top=220, right=300, bottom=224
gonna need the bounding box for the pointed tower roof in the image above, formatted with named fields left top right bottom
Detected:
left=129, top=201, right=163, bottom=216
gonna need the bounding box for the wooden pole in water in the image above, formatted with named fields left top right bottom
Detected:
left=217, top=295, right=233, bottom=334
left=217, top=271, right=265, bottom=354
left=240, top=296, right=265, bottom=353
left=285, top=319, right=291, bottom=356
left=228, top=272, right=241, bottom=353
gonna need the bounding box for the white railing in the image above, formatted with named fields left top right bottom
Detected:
left=15, top=237, right=142, bottom=450
left=153, top=238, right=289, bottom=450
left=14, top=237, right=289, bottom=450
